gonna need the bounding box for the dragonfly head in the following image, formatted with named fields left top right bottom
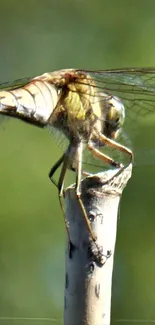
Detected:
left=101, top=94, right=125, bottom=139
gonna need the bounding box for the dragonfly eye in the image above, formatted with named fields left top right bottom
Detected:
left=101, top=94, right=125, bottom=139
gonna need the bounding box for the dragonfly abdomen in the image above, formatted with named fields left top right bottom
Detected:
left=0, top=80, right=59, bottom=126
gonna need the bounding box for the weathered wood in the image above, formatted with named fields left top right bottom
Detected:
left=64, top=165, right=132, bottom=325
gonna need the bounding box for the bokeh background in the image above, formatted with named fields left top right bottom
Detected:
left=0, top=0, right=155, bottom=324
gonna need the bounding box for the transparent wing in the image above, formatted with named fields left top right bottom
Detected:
left=0, top=76, right=33, bottom=91
left=83, top=68, right=155, bottom=122
left=78, top=68, right=155, bottom=168
left=1, top=68, right=155, bottom=169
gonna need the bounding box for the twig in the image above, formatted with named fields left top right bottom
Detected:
left=64, top=164, right=132, bottom=325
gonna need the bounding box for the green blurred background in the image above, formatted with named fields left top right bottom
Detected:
left=0, top=0, right=155, bottom=324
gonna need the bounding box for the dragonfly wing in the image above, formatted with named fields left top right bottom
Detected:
left=86, top=68, right=155, bottom=125
left=75, top=68, right=155, bottom=167
left=1, top=68, right=155, bottom=168
left=0, top=76, right=34, bottom=91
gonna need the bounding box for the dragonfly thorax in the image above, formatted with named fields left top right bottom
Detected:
left=49, top=81, right=125, bottom=147
left=49, top=82, right=103, bottom=142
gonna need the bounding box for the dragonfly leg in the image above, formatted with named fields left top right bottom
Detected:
left=71, top=165, right=91, bottom=176
left=75, top=142, right=105, bottom=265
left=57, top=144, right=77, bottom=250
left=49, top=153, right=65, bottom=189
left=98, top=132, right=134, bottom=165
left=49, top=144, right=92, bottom=255
left=88, top=141, right=123, bottom=168
left=49, top=153, right=91, bottom=190
left=88, top=131, right=133, bottom=169
left=70, top=162, right=91, bottom=176
left=48, top=147, right=72, bottom=246
left=88, top=134, right=133, bottom=185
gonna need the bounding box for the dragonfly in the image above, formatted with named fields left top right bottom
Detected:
left=0, top=68, right=155, bottom=265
